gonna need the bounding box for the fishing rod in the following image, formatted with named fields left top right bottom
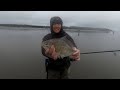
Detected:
left=80, top=50, right=120, bottom=55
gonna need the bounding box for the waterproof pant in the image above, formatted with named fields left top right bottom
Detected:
left=47, top=68, right=70, bottom=79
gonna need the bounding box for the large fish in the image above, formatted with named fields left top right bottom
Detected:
left=41, top=36, right=74, bottom=58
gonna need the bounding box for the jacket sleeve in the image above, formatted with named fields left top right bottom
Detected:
left=41, top=36, right=50, bottom=58
left=66, top=34, right=78, bottom=61
left=66, top=33, right=77, bottom=48
left=41, top=45, right=48, bottom=57
left=41, top=34, right=54, bottom=59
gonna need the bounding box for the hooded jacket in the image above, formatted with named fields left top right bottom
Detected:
left=41, top=16, right=77, bottom=70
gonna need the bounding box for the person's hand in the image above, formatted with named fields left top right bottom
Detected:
left=70, top=47, right=80, bottom=61
left=45, top=45, right=58, bottom=60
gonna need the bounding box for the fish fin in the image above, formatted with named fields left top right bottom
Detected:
left=60, top=55, right=66, bottom=59
left=58, top=55, right=61, bottom=59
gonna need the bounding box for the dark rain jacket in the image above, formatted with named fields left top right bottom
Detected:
left=41, top=16, right=77, bottom=71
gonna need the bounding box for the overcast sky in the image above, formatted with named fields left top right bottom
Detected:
left=0, top=11, right=120, bottom=31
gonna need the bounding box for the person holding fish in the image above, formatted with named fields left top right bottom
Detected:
left=41, top=16, right=80, bottom=79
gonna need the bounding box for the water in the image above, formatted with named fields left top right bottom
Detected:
left=0, top=27, right=120, bottom=79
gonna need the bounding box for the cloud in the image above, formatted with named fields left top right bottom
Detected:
left=0, top=11, right=120, bottom=30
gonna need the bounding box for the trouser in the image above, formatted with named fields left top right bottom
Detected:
left=47, top=68, right=70, bottom=79
left=45, top=59, right=70, bottom=79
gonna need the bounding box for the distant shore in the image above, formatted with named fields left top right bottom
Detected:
left=0, top=24, right=113, bottom=32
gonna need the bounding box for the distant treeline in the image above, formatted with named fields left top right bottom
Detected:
left=0, top=24, right=47, bottom=28
left=0, top=24, right=112, bottom=31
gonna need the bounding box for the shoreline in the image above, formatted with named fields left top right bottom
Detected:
left=0, top=24, right=113, bottom=32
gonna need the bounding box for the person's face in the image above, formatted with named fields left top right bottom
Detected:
left=52, top=24, right=61, bottom=33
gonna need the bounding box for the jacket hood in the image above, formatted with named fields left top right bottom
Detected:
left=50, top=16, right=66, bottom=38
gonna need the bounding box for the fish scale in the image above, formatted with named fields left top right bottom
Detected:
left=42, top=36, right=74, bottom=58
